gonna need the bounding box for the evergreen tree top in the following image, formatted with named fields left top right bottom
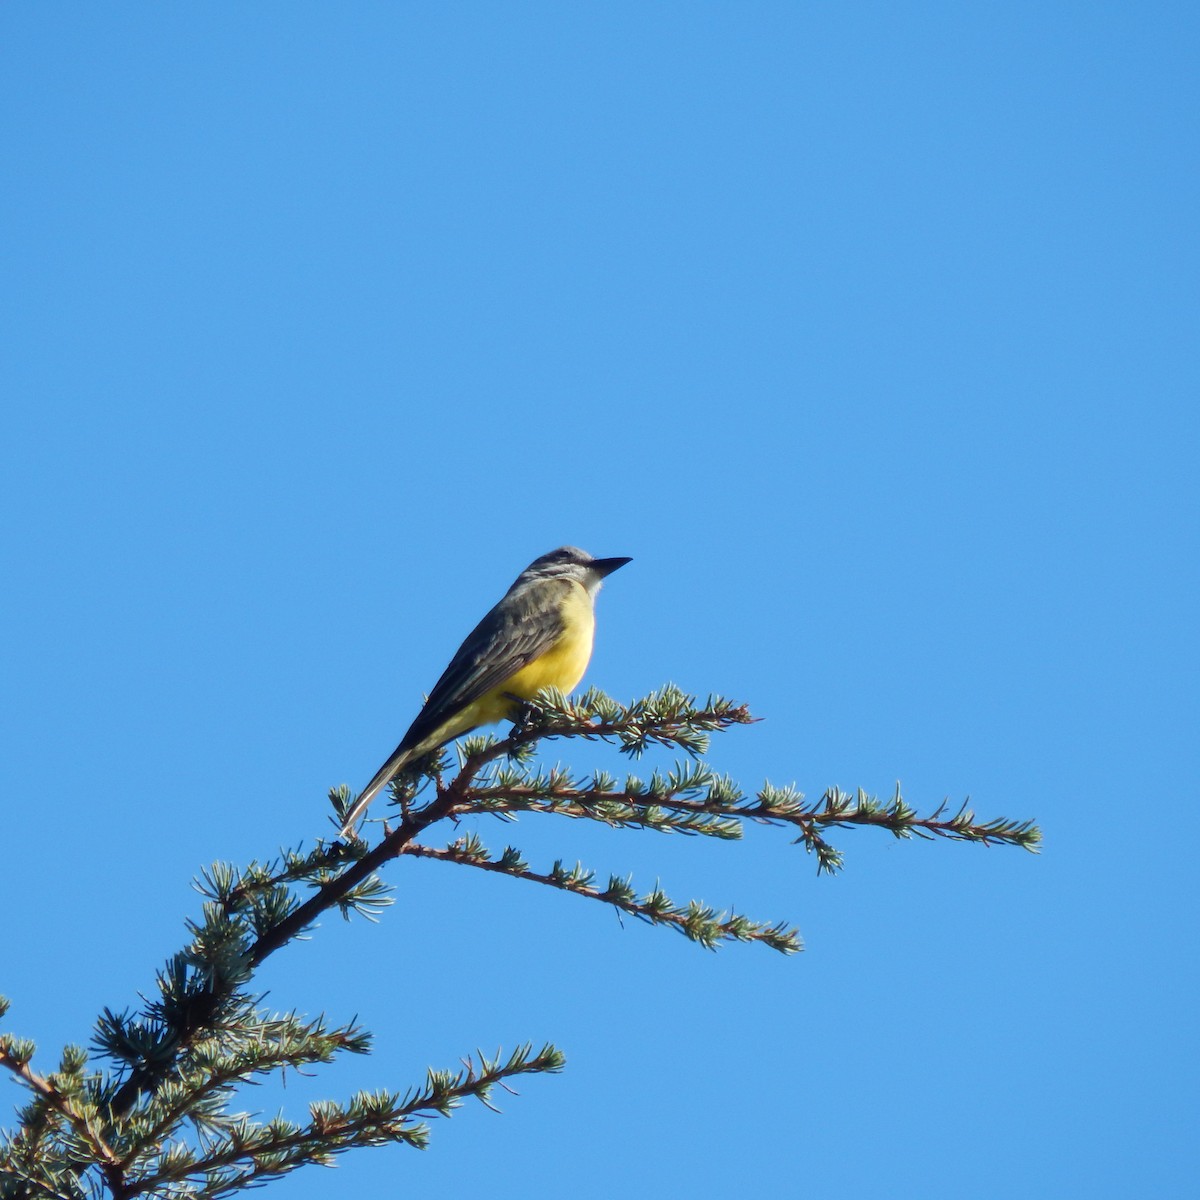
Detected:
left=1, top=686, right=1038, bottom=1200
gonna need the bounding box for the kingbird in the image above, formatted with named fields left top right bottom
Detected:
left=339, top=545, right=631, bottom=838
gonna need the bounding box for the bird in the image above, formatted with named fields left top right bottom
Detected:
left=338, top=545, right=631, bottom=838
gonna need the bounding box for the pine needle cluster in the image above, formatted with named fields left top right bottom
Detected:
left=1, top=686, right=1038, bottom=1199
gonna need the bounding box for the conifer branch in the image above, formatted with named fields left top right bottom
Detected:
left=493, top=684, right=758, bottom=759
left=113, top=1013, right=372, bottom=1169
left=405, top=835, right=802, bottom=953
left=455, top=764, right=1039, bottom=874
left=118, top=1044, right=562, bottom=1200
left=0, top=1037, right=124, bottom=1198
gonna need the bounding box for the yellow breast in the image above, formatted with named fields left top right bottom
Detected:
left=502, top=582, right=595, bottom=701
left=409, top=582, right=599, bottom=753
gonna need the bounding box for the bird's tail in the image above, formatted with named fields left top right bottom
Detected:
left=337, top=743, right=415, bottom=840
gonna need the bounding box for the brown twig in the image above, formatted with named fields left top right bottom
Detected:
left=0, top=1046, right=125, bottom=1197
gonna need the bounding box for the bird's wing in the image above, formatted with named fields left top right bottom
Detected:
left=396, top=576, right=571, bottom=755
left=339, top=578, right=573, bottom=838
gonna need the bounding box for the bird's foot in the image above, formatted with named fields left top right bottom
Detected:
left=505, top=692, right=537, bottom=739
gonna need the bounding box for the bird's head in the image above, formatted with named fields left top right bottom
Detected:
left=516, top=546, right=632, bottom=593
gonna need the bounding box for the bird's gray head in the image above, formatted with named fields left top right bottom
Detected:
left=514, top=546, right=632, bottom=593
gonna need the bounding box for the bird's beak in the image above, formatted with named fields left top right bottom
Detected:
left=591, top=556, right=632, bottom=578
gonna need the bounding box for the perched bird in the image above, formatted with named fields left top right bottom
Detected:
left=339, top=545, right=631, bottom=838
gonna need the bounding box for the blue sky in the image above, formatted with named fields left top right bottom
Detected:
left=2, top=4, right=1196, bottom=1197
